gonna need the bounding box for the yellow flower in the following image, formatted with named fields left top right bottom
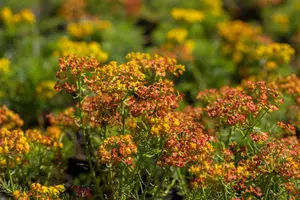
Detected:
left=167, top=28, right=188, bottom=43
left=30, top=183, right=65, bottom=199
left=265, top=61, right=277, bottom=70
left=272, top=13, right=289, bottom=25
left=202, top=0, right=224, bottom=16
left=55, top=37, right=108, bottom=62
left=0, top=7, right=13, bottom=24
left=19, top=9, right=36, bottom=24
left=256, top=43, right=295, bottom=64
left=36, top=81, right=56, bottom=99
left=67, top=21, right=94, bottom=38
left=184, top=40, right=195, bottom=54
left=67, top=19, right=111, bottom=38
left=94, top=19, right=111, bottom=30
left=1, top=7, right=35, bottom=25
left=171, top=8, right=205, bottom=23
left=0, top=128, right=30, bottom=168
left=0, top=58, right=10, bottom=73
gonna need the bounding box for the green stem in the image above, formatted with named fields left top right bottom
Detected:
left=264, top=176, right=272, bottom=200
left=121, top=100, right=126, bottom=135
left=222, top=182, right=228, bottom=200
left=8, top=169, right=14, bottom=192
left=176, top=168, right=187, bottom=195
left=225, top=127, right=233, bottom=147
left=77, top=79, right=104, bottom=200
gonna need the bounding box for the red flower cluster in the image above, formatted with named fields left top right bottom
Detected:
left=55, top=55, right=99, bottom=93
left=98, top=134, right=137, bottom=166
left=158, top=110, right=214, bottom=168
left=200, top=81, right=282, bottom=126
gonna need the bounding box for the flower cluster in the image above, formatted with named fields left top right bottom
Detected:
left=0, top=7, right=35, bottom=26
left=256, top=43, right=295, bottom=70
left=59, top=0, right=87, bottom=21
left=63, top=53, right=185, bottom=126
left=190, top=133, right=299, bottom=199
left=13, top=183, right=65, bottom=200
left=98, top=134, right=137, bottom=166
left=0, top=58, right=10, bottom=73
left=36, top=81, right=56, bottom=99
left=155, top=109, right=214, bottom=168
left=201, top=81, right=282, bottom=126
left=47, top=107, right=77, bottom=130
left=0, top=128, right=30, bottom=167
left=166, top=28, right=188, bottom=43
left=30, top=183, right=65, bottom=199
left=171, top=8, right=205, bottom=23
left=55, top=54, right=99, bottom=93
left=276, top=74, right=300, bottom=97
left=206, top=88, right=257, bottom=126
left=127, top=79, right=182, bottom=118
left=156, top=40, right=195, bottom=62
left=218, top=20, right=262, bottom=64
left=71, top=185, right=93, bottom=199
left=272, top=13, right=289, bottom=26
left=274, top=74, right=300, bottom=129
left=126, top=53, right=185, bottom=77
left=67, top=19, right=111, bottom=38
left=201, top=0, right=224, bottom=16
left=26, top=126, right=63, bottom=148
left=277, top=121, right=296, bottom=136
left=54, top=37, right=108, bottom=62
left=0, top=105, right=24, bottom=130
left=12, top=190, right=29, bottom=200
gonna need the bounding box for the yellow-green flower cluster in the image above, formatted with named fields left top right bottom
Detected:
left=218, top=20, right=261, bottom=42
left=36, top=81, right=56, bottom=99
left=272, top=13, right=289, bottom=25
left=0, top=7, right=35, bottom=26
left=0, top=105, right=24, bottom=130
left=26, top=126, right=63, bottom=148
left=167, top=28, right=188, bottom=43
left=201, top=0, right=224, bottom=16
left=218, top=20, right=262, bottom=63
left=67, top=19, right=111, bottom=38
left=13, top=183, right=65, bottom=200
left=54, top=37, right=108, bottom=62
left=12, top=190, right=29, bottom=200
left=171, top=8, right=205, bottom=23
left=30, top=183, right=65, bottom=199
left=0, top=128, right=30, bottom=167
left=0, top=58, right=10, bottom=73
left=256, top=43, right=295, bottom=69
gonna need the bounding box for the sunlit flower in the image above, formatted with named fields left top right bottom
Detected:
left=0, top=105, right=24, bottom=130
left=171, top=8, right=205, bottom=23
left=0, top=58, right=10, bottom=73
left=54, top=37, right=108, bottom=62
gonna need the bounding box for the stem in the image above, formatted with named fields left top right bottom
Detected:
left=118, top=167, right=125, bottom=199
left=225, top=127, right=233, bottom=147
left=162, top=178, right=176, bottom=197
left=121, top=100, right=126, bottom=135
left=8, top=169, right=14, bottom=192
left=176, top=168, right=187, bottom=195
left=77, top=79, right=104, bottom=200
left=222, top=181, right=228, bottom=200
left=264, top=176, right=272, bottom=200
